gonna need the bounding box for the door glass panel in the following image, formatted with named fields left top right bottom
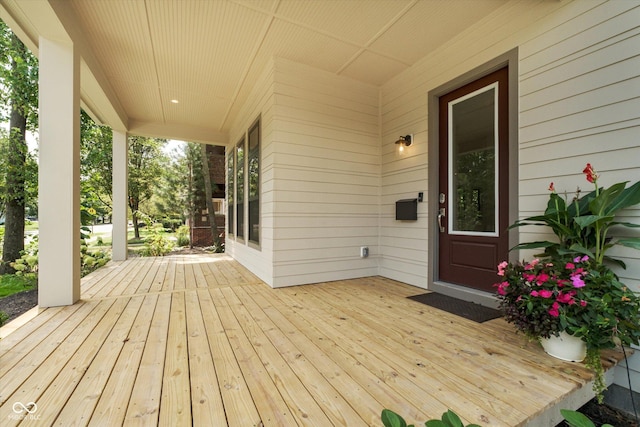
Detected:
left=448, top=83, right=498, bottom=236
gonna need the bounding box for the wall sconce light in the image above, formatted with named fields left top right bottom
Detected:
left=395, top=134, right=412, bottom=153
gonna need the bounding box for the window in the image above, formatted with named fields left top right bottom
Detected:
left=248, top=119, right=260, bottom=245
left=227, top=147, right=234, bottom=236
left=236, top=138, right=245, bottom=239
left=228, top=117, right=260, bottom=247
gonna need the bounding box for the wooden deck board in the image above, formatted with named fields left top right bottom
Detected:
left=89, top=294, right=159, bottom=426
left=1, top=298, right=122, bottom=425
left=49, top=296, right=145, bottom=426
left=159, top=291, right=191, bottom=426
left=184, top=290, right=227, bottom=426
left=197, top=288, right=262, bottom=426
left=124, top=293, right=171, bottom=424
left=212, top=287, right=307, bottom=426
left=235, top=285, right=388, bottom=426
left=0, top=254, right=626, bottom=426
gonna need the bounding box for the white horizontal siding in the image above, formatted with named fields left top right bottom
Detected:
left=226, top=59, right=275, bottom=285
left=269, top=58, right=380, bottom=287
left=378, top=0, right=578, bottom=287
left=230, top=0, right=640, bottom=390
left=519, top=0, right=640, bottom=390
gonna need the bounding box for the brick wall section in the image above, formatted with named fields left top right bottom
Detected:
left=190, top=216, right=225, bottom=247
left=190, top=145, right=226, bottom=247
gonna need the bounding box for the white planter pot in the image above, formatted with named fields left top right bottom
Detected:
left=540, top=330, right=586, bottom=362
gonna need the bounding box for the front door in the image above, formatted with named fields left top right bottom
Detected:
left=437, top=67, right=509, bottom=292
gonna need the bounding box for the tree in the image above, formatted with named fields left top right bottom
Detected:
left=152, top=141, right=188, bottom=227
left=128, top=136, right=166, bottom=239
left=184, top=142, right=204, bottom=248
left=80, top=111, right=113, bottom=217
left=0, top=21, right=38, bottom=273
left=201, top=144, right=222, bottom=248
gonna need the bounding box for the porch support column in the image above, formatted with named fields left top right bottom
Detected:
left=112, top=131, right=128, bottom=261
left=38, top=37, right=80, bottom=307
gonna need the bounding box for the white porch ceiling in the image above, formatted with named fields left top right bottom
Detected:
left=0, top=0, right=507, bottom=143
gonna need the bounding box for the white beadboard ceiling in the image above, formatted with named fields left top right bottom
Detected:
left=0, top=0, right=507, bottom=142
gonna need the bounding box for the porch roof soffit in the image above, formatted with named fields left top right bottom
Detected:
left=0, top=0, right=509, bottom=145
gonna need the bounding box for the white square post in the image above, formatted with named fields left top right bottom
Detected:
left=38, top=37, right=81, bottom=307
left=112, top=131, right=128, bottom=261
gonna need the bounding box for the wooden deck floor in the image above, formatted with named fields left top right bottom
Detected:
left=0, top=254, right=623, bottom=426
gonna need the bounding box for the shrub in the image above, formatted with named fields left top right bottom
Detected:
left=176, top=225, right=190, bottom=247
left=142, top=223, right=174, bottom=256
left=0, top=311, right=9, bottom=327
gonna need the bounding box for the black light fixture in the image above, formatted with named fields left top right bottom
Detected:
left=395, top=134, right=412, bottom=152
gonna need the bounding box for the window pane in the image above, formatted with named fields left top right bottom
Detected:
left=227, top=146, right=234, bottom=235
left=248, top=120, right=260, bottom=245
left=236, top=139, right=245, bottom=238
left=449, top=85, right=497, bottom=233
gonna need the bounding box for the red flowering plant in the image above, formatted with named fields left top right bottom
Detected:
left=495, top=163, right=640, bottom=401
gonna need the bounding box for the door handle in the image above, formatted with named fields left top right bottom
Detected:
left=437, top=208, right=445, bottom=232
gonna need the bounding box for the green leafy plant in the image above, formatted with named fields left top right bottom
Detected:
left=10, top=234, right=38, bottom=283
left=382, top=409, right=614, bottom=427
left=495, top=163, right=640, bottom=402
left=0, top=310, right=9, bottom=327
left=176, top=225, right=190, bottom=247
left=381, top=409, right=481, bottom=427
left=80, top=240, right=110, bottom=277
left=496, top=257, right=640, bottom=400
left=510, top=164, right=640, bottom=267
left=560, top=409, right=613, bottom=427
left=142, top=223, right=175, bottom=256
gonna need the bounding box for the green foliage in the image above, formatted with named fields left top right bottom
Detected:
left=381, top=409, right=481, bottom=427
left=80, top=111, right=113, bottom=216
left=510, top=166, right=640, bottom=267
left=80, top=237, right=110, bottom=277
left=0, top=273, right=36, bottom=297
left=0, top=21, right=39, bottom=271
left=500, top=164, right=640, bottom=402
left=560, top=409, right=613, bottom=427
left=382, top=409, right=610, bottom=427
left=128, top=136, right=167, bottom=238
left=0, top=21, right=39, bottom=126
left=141, top=223, right=174, bottom=256
left=10, top=234, right=38, bottom=281
left=176, top=225, right=190, bottom=247
left=210, top=237, right=225, bottom=254
left=153, top=141, right=192, bottom=225
left=0, top=310, right=8, bottom=326
left=381, top=409, right=414, bottom=427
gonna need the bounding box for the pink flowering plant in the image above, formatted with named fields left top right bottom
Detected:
left=496, top=256, right=640, bottom=347
left=495, top=163, right=640, bottom=401
left=495, top=256, right=590, bottom=340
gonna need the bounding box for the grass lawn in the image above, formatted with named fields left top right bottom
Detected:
left=0, top=274, right=37, bottom=298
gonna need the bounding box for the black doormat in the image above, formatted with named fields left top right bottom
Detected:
left=407, top=292, right=502, bottom=323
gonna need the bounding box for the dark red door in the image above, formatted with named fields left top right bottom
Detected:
left=438, top=67, right=509, bottom=292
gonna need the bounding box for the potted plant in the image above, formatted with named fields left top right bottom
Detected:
left=494, top=163, right=640, bottom=401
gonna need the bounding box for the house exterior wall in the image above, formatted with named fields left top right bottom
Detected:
left=229, top=0, right=639, bottom=390
left=380, top=0, right=640, bottom=389
left=226, top=59, right=276, bottom=285
left=228, top=58, right=381, bottom=288
left=269, top=59, right=380, bottom=287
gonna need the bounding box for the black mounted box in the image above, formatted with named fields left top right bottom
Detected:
left=396, top=198, right=418, bottom=221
